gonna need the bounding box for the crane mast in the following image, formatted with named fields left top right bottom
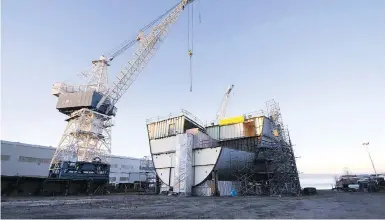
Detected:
left=216, top=85, right=234, bottom=122
left=49, top=0, right=194, bottom=179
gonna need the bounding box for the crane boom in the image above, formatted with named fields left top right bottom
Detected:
left=216, top=85, right=234, bottom=121
left=105, top=2, right=180, bottom=62
left=53, top=1, right=185, bottom=98
left=97, top=0, right=193, bottom=114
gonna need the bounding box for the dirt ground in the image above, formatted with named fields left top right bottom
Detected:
left=2, top=190, right=385, bottom=219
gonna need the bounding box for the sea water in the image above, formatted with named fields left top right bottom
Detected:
left=299, top=174, right=336, bottom=190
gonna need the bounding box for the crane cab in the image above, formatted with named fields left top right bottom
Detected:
left=56, top=90, right=117, bottom=116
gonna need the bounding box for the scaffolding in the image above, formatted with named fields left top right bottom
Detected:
left=226, top=99, right=301, bottom=196
left=138, top=156, right=157, bottom=193
left=173, top=134, right=193, bottom=196
left=229, top=149, right=259, bottom=196
left=264, top=99, right=301, bottom=195
left=266, top=99, right=289, bottom=144
left=258, top=139, right=301, bottom=196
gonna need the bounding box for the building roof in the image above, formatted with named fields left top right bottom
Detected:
left=1, top=140, right=55, bottom=150
left=1, top=140, right=142, bottom=160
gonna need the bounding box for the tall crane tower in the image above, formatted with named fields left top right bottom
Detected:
left=215, top=85, right=235, bottom=122
left=49, top=0, right=194, bottom=180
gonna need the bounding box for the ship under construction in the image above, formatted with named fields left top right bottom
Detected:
left=146, top=99, right=301, bottom=196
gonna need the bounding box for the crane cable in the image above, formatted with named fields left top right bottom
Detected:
left=187, top=3, right=194, bottom=92
left=198, top=0, right=202, bottom=24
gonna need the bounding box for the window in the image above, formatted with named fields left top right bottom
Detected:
left=1, top=155, right=10, bottom=161
left=110, top=177, right=116, bottom=182
left=120, top=177, right=128, bottom=181
left=121, top=165, right=133, bottom=170
left=110, top=164, right=118, bottom=168
left=19, top=156, right=51, bottom=164
left=168, top=123, right=175, bottom=135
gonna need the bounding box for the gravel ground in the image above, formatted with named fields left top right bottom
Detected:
left=2, top=190, right=385, bottom=219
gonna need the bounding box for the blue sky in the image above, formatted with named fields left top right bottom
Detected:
left=2, top=0, right=385, bottom=174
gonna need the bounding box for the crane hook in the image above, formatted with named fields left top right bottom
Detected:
left=188, top=50, right=193, bottom=92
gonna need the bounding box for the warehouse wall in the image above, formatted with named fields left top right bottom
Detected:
left=0, top=140, right=146, bottom=184
left=1, top=141, right=55, bottom=178
left=109, top=156, right=147, bottom=184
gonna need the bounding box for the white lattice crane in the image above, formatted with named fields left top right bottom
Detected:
left=215, top=85, right=234, bottom=122
left=49, top=0, right=194, bottom=172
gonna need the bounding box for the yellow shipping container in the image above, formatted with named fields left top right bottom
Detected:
left=219, top=115, right=245, bottom=126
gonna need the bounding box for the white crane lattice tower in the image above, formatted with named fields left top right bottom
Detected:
left=50, top=0, right=194, bottom=171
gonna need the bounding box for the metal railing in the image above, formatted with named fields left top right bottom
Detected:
left=145, top=109, right=204, bottom=126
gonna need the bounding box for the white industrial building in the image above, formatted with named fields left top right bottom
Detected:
left=0, top=140, right=147, bottom=184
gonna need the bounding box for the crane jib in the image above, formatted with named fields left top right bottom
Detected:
left=96, top=0, right=192, bottom=114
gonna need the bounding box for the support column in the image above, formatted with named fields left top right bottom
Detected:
left=212, top=170, right=220, bottom=196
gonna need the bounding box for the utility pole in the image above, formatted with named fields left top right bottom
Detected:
left=362, top=142, right=377, bottom=176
